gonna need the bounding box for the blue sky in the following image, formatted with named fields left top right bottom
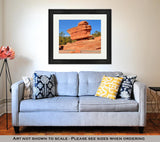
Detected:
left=59, top=20, right=101, bottom=36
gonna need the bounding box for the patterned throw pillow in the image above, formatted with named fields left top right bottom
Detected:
left=95, top=76, right=123, bottom=100
left=33, top=73, right=56, bottom=99
left=22, top=76, right=33, bottom=99
left=118, top=75, right=137, bottom=99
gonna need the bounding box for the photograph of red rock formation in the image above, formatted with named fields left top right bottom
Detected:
left=59, top=20, right=101, bottom=54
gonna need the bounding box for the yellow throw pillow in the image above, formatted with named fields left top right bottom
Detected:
left=95, top=76, right=123, bottom=100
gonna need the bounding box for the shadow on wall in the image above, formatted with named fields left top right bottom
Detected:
left=10, top=56, right=33, bottom=82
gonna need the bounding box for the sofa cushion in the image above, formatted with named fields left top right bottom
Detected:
left=79, top=96, right=138, bottom=112
left=20, top=96, right=79, bottom=112
left=55, top=72, right=78, bottom=96
left=79, top=71, right=123, bottom=96
left=34, top=71, right=78, bottom=96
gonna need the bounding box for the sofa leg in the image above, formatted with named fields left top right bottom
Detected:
left=14, top=126, right=19, bottom=133
left=138, top=127, right=144, bottom=133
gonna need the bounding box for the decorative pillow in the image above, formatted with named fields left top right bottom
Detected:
left=33, top=73, right=56, bottom=99
left=118, top=75, right=137, bottom=99
left=22, top=76, right=33, bottom=99
left=95, top=76, right=123, bottom=100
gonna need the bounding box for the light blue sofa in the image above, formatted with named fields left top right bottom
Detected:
left=11, top=71, right=146, bottom=133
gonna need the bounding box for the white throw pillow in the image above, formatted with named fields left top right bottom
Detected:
left=22, top=76, right=33, bottom=99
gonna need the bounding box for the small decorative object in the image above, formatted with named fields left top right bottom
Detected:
left=0, top=45, right=15, bottom=129
left=0, top=46, right=15, bottom=60
left=49, top=9, right=111, bottom=64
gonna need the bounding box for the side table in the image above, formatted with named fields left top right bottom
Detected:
left=149, top=87, right=160, bottom=124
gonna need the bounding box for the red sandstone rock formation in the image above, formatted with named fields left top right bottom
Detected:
left=67, top=21, right=92, bottom=40
left=59, top=21, right=101, bottom=54
left=95, top=36, right=101, bottom=41
left=59, top=36, right=101, bottom=54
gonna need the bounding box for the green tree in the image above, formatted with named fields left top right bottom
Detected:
left=66, top=36, right=72, bottom=43
left=59, top=32, right=65, bottom=37
left=59, top=32, right=74, bottom=45
left=59, top=32, right=66, bottom=45
left=59, top=36, right=63, bottom=45
left=92, top=31, right=101, bottom=38
left=61, top=37, right=66, bottom=45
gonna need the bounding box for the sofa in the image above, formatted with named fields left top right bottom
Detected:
left=11, top=71, right=147, bottom=133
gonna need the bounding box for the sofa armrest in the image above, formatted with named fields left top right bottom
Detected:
left=11, top=80, right=25, bottom=126
left=133, top=81, right=147, bottom=126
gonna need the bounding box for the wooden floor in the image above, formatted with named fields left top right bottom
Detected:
left=0, top=113, right=160, bottom=135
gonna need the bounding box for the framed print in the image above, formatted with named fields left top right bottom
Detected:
left=49, top=9, right=111, bottom=64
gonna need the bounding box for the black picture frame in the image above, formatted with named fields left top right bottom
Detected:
left=49, top=9, right=111, bottom=64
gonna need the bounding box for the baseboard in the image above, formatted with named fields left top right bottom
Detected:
left=0, top=98, right=5, bottom=105
left=0, top=99, right=11, bottom=116
left=0, top=103, right=5, bottom=116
